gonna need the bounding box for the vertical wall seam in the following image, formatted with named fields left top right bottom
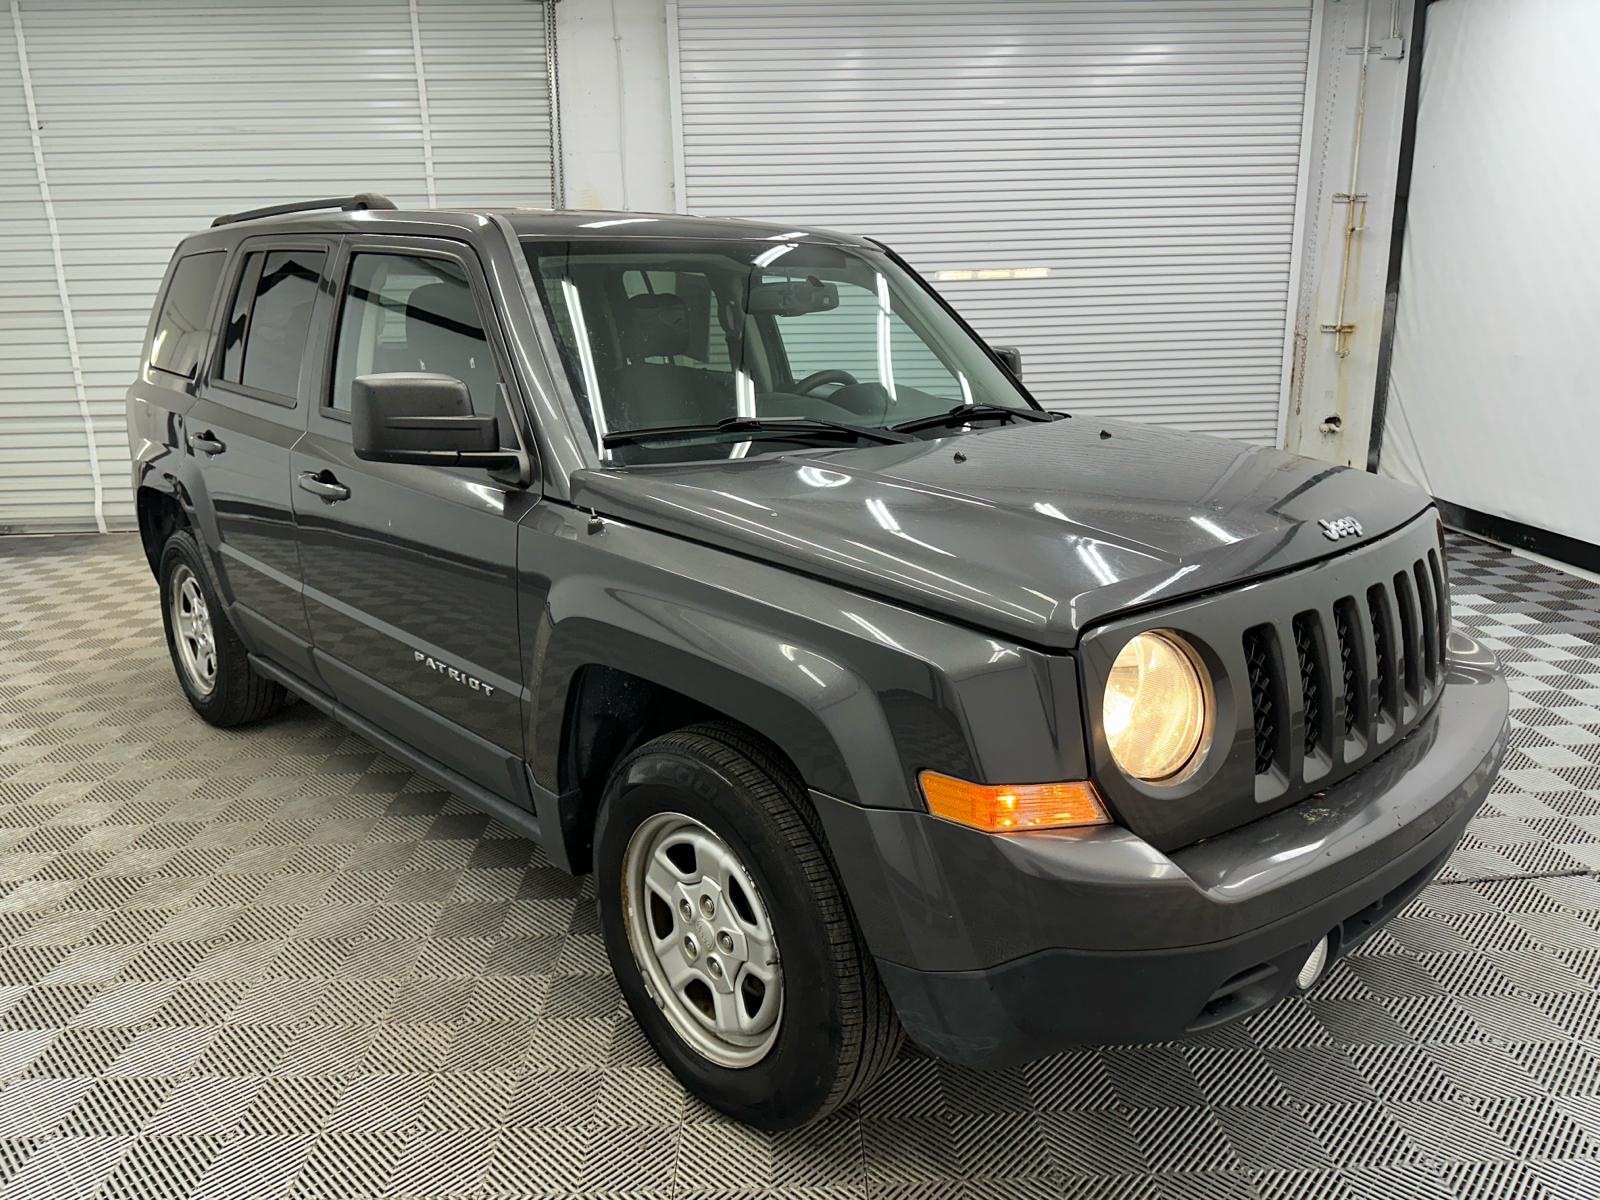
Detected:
left=609, top=0, right=630, bottom=209
left=11, top=0, right=105, bottom=534
left=666, top=0, right=687, bottom=213
left=1277, top=0, right=1326, bottom=451
left=409, top=0, right=437, bottom=207
left=545, top=0, right=563, bottom=208
left=1367, top=0, right=1429, bottom=474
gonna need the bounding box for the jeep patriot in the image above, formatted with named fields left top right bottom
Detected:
left=127, top=195, right=1509, bottom=1128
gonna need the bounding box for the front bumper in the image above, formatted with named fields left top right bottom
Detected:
left=813, top=633, right=1509, bottom=1069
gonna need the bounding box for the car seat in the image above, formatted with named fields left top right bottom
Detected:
left=609, top=292, right=733, bottom=431
left=404, top=282, right=498, bottom=414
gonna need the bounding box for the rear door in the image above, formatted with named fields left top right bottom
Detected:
left=186, top=238, right=329, bottom=678
left=292, top=235, right=540, bottom=803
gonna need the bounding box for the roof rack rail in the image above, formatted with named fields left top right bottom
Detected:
left=211, top=193, right=398, bottom=228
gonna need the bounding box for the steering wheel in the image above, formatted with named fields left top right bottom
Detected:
left=792, top=369, right=858, bottom=396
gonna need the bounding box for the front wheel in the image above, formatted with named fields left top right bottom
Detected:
left=594, top=723, right=901, bottom=1129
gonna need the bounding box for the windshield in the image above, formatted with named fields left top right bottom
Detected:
left=521, top=237, right=1035, bottom=463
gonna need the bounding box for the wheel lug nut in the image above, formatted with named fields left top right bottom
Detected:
left=708, top=957, right=724, bottom=978
left=682, top=934, right=699, bottom=961
left=717, top=931, right=734, bottom=954
left=678, top=899, right=693, bottom=921
left=700, top=896, right=715, bottom=918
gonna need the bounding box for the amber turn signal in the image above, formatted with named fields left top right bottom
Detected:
left=919, top=771, right=1111, bottom=832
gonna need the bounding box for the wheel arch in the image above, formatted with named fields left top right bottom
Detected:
left=528, top=611, right=910, bottom=873
left=136, top=483, right=191, bottom=574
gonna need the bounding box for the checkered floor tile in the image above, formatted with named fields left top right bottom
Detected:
left=0, top=530, right=1595, bottom=1199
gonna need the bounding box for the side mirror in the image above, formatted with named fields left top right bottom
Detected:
left=991, top=345, right=1023, bottom=380
left=351, top=373, right=519, bottom=469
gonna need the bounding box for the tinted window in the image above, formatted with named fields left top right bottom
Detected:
left=219, top=252, right=261, bottom=383
left=331, top=254, right=499, bottom=415
left=150, top=251, right=225, bottom=377
left=233, top=249, right=325, bottom=398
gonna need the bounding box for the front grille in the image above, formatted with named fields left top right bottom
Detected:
left=1241, top=540, right=1448, bottom=782
left=1293, top=612, right=1322, bottom=759
left=1243, top=626, right=1277, bottom=775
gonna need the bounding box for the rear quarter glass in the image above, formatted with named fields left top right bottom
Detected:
left=150, top=251, right=227, bottom=378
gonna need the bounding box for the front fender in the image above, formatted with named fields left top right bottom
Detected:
left=516, top=506, right=1089, bottom=855
left=534, top=597, right=889, bottom=806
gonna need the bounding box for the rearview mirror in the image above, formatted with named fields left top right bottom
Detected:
left=351, top=373, right=519, bottom=469
left=991, top=346, right=1023, bottom=380
left=748, top=276, right=839, bottom=317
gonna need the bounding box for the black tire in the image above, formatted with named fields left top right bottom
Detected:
left=158, top=529, right=285, bottom=728
left=594, top=722, right=902, bottom=1129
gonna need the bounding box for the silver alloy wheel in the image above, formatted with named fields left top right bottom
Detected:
left=169, top=564, right=218, bottom=697
left=621, top=811, right=783, bottom=1068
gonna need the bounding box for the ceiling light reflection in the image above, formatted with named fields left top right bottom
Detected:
left=797, top=466, right=849, bottom=488
left=1190, top=515, right=1240, bottom=544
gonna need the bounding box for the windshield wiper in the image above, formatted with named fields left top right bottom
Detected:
left=603, top=416, right=913, bottom=449
left=890, top=402, right=1058, bottom=435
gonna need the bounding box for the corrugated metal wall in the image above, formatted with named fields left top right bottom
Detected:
left=0, top=0, right=554, bottom=533
left=673, top=0, right=1314, bottom=443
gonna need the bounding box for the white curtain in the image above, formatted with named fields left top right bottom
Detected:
left=1383, top=0, right=1600, bottom=543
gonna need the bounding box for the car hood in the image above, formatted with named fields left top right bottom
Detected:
left=569, top=418, right=1435, bottom=649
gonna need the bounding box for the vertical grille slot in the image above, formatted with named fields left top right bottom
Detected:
left=1293, top=611, right=1324, bottom=761
left=1242, top=625, right=1278, bottom=776
left=1413, top=560, right=1438, bottom=683
left=1334, top=598, right=1361, bottom=739
left=1429, top=548, right=1449, bottom=665
left=1393, top=571, right=1420, bottom=702
left=1367, top=584, right=1397, bottom=726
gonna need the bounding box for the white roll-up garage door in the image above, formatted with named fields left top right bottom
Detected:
left=673, top=0, right=1314, bottom=443
left=0, top=0, right=555, bottom=534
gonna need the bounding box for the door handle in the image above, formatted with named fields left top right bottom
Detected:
left=298, top=471, right=350, bottom=502
left=187, top=431, right=225, bottom=455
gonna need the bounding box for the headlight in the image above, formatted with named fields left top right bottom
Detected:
left=1103, top=632, right=1208, bottom=782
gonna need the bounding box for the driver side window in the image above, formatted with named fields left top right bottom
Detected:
left=330, top=253, right=500, bottom=416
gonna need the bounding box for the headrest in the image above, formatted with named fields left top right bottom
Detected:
left=623, top=292, right=692, bottom=362
left=405, top=282, right=485, bottom=350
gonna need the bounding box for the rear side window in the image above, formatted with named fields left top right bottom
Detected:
left=150, top=251, right=226, bottom=377
left=218, top=248, right=326, bottom=399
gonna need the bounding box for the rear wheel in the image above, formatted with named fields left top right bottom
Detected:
left=594, top=722, right=901, bottom=1129
left=158, top=530, right=285, bottom=727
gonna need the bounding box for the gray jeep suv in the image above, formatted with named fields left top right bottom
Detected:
left=127, top=194, right=1509, bottom=1128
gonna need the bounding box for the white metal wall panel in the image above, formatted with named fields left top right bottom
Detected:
left=0, top=0, right=552, bottom=533
left=674, top=0, right=1314, bottom=442
left=1382, top=0, right=1600, bottom=547
left=419, top=1, right=556, bottom=207
left=0, top=12, right=91, bottom=533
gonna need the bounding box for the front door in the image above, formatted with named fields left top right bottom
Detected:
left=292, top=237, right=540, bottom=802
left=187, top=239, right=329, bottom=678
